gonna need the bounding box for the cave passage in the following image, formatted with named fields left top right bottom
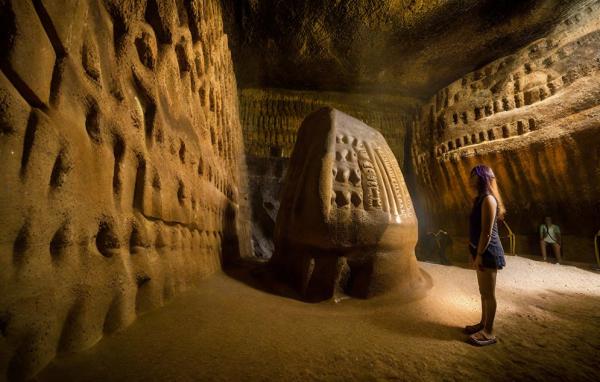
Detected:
left=1, top=0, right=599, bottom=381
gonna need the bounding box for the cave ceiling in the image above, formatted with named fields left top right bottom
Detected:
left=222, top=0, right=590, bottom=99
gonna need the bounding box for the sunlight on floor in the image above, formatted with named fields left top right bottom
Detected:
left=36, top=256, right=600, bottom=381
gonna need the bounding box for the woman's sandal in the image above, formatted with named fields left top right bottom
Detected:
left=464, top=323, right=484, bottom=335
left=469, top=331, right=497, bottom=346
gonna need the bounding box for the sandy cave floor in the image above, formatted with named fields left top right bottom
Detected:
left=36, top=256, right=600, bottom=382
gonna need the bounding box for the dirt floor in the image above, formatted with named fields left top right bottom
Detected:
left=36, top=256, right=600, bottom=382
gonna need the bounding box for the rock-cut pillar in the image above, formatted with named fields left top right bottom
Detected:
left=271, top=107, right=430, bottom=301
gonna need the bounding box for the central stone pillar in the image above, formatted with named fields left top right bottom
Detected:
left=271, top=107, right=430, bottom=301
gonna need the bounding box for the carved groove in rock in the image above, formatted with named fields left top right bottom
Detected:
left=239, top=88, right=417, bottom=164
left=271, top=108, right=430, bottom=301
left=411, top=2, right=600, bottom=262
left=0, top=0, right=251, bottom=380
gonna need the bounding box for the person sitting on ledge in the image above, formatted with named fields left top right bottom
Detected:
left=540, top=216, right=562, bottom=264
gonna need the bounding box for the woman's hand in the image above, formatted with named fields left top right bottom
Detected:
left=474, top=255, right=484, bottom=271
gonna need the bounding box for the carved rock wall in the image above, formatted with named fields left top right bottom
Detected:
left=239, top=88, right=418, bottom=259
left=240, top=88, right=418, bottom=167
left=223, top=0, right=590, bottom=97
left=0, top=0, right=250, bottom=379
left=411, top=0, right=600, bottom=263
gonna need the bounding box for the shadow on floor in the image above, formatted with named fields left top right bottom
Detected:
left=224, top=256, right=435, bottom=305
left=224, top=256, right=302, bottom=300
left=370, top=315, right=466, bottom=343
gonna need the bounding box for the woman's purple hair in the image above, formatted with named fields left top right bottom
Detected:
left=470, top=164, right=506, bottom=219
left=470, top=164, right=496, bottom=195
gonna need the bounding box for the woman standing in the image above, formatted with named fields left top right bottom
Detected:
left=464, top=164, right=506, bottom=346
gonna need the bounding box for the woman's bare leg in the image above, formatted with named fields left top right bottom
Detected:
left=552, top=243, right=562, bottom=263
left=476, top=268, right=497, bottom=336
left=476, top=271, right=486, bottom=326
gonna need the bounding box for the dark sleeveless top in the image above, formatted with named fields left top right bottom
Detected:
left=469, top=193, right=505, bottom=269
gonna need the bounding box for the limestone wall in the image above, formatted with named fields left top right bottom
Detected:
left=411, top=0, right=600, bottom=262
left=239, top=88, right=418, bottom=168
left=0, top=0, right=250, bottom=379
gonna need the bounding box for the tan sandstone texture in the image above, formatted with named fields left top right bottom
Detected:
left=223, top=0, right=590, bottom=97
left=239, top=88, right=419, bottom=164
left=240, top=89, right=419, bottom=259
left=32, top=257, right=600, bottom=382
left=0, top=0, right=251, bottom=380
left=271, top=108, right=430, bottom=301
left=231, top=1, right=600, bottom=265
left=411, top=0, right=600, bottom=263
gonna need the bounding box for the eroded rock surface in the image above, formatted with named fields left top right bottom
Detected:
left=232, top=1, right=600, bottom=266
left=239, top=88, right=418, bottom=163
left=411, top=1, right=600, bottom=262
left=223, top=0, right=590, bottom=97
left=247, top=155, right=287, bottom=259
left=0, top=0, right=250, bottom=379
left=271, top=108, right=429, bottom=301
left=239, top=89, right=418, bottom=259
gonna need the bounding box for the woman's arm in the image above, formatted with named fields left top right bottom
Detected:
left=477, top=195, right=497, bottom=256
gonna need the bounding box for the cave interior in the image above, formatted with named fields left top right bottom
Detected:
left=0, top=0, right=599, bottom=381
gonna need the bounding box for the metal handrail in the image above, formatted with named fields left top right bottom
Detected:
left=426, top=230, right=447, bottom=252
left=501, top=220, right=516, bottom=256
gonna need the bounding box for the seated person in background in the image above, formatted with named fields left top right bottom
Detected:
left=540, top=216, right=562, bottom=263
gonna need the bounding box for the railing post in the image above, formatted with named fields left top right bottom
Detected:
left=594, top=230, right=600, bottom=268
